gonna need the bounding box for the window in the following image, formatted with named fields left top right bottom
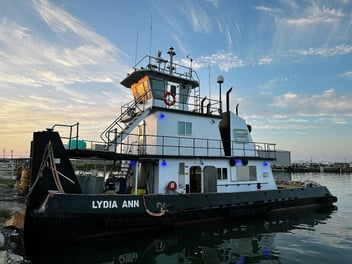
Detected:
left=217, top=168, right=228, bottom=180
left=236, top=166, right=257, bottom=181
left=170, top=85, right=177, bottom=95
left=179, top=84, right=190, bottom=104
left=150, top=78, right=165, bottom=100
left=131, top=76, right=151, bottom=103
left=178, top=121, right=192, bottom=136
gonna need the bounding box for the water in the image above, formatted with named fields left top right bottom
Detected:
left=32, top=173, right=352, bottom=263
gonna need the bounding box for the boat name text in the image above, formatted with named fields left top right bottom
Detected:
left=92, top=200, right=139, bottom=209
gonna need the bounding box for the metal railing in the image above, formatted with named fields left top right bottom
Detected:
left=52, top=123, right=79, bottom=150
left=54, top=123, right=276, bottom=160
left=133, top=54, right=199, bottom=83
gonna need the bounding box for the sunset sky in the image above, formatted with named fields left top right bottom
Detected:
left=1, top=0, right=351, bottom=162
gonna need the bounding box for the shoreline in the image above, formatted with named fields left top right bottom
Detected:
left=0, top=180, right=26, bottom=264
left=273, top=166, right=352, bottom=173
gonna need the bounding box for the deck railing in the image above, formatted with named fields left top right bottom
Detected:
left=56, top=123, right=276, bottom=160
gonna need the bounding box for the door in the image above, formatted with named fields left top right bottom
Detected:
left=189, top=166, right=202, bottom=193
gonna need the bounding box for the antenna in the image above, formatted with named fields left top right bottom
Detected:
left=149, top=14, right=153, bottom=60
left=134, top=29, right=139, bottom=65
left=208, top=64, right=211, bottom=99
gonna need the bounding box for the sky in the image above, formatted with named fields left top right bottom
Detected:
left=0, top=0, right=351, bottom=162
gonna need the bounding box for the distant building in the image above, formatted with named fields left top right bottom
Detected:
left=272, top=150, right=291, bottom=168
left=334, top=162, right=351, bottom=168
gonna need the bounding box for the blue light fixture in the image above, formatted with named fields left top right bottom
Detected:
left=159, top=113, right=165, bottom=119
left=235, top=159, right=242, bottom=166
left=161, top=160, right=167, bottom=167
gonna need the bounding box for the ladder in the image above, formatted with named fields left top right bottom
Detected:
left=100, top=93, right=148, bottom=147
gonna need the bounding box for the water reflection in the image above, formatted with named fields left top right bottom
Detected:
left=31, top=206, right=336, bottom=264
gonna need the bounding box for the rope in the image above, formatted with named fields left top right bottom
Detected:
left=28, top=142, right=51, bottom=195
left=142, top=195, right=166, bottom=217
left=47, top=143, right=65, bottom=193
left=28, top=141, right=65, bottom=195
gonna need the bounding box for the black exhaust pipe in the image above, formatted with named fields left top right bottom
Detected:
left=226, top=87, right=233, bottom=112
left=201, top=97, right=207, bottom=113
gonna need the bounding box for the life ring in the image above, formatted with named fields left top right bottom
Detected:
left=166, top=181, right=177, bottom=191
left=163, top=92, right=176, bottom=106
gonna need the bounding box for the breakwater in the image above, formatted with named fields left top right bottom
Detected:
left=273, top=166, right=352, bottom=173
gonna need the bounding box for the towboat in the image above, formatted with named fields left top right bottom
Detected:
left=24, top=47, right=336, bottom=257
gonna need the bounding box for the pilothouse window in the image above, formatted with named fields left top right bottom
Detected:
left=150, top=78, right=165, bottom=100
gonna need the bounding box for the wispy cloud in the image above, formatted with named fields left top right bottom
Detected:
left=197, top=51, right=244, bottom=71
left=258, top=56, right=273, bottom=65
left=341, top=70, right=352, bottom=79
left=0, top=0, right=131, bottom=155
left=257, top=2, right=344, bottom=26
left=182, top=1, right=212, bottom=33
left=285, top=3, right=344, bottom=25
left=254, top=1, right=351, bottom=62
left=290, top=44, right=352, bottom=57
left=272, top=89, right=352, bottom=117
left=255, top=6, right=283, bottom=16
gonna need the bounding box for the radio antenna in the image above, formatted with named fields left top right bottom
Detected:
left=134, top=29, right=139, bottom=65
left=149, top=14, right=153, bottom=62
left=208, top=63, right=211, bottom=99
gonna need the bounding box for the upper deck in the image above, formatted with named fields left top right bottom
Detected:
left=119, top=47, right=223, bottom=114
left=121, top=47, right=199, bottom=89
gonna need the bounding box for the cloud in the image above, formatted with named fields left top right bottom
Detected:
left=197, top=51, right=244, bottom=71
left=257, top=2, right=344, bottom=26
left=255, top=6, right=283, bottom=16
left=341, top=70, right=352, bottom=79
left=272, top=89, right=352, bottom=116
left=285, top=4, right=344, bottom=25
left=181, top=1, right=211, bottom=33
left=0, top=0, right=132, bottom=156
left=290, top=44, right=352, bottom=57
left=254, top=1, right=351, bottom=61
left=258, top=56, right=273, bottom=65
left=0, top=1, right=129, bottom=90
left=332, top=117, right=348, bottom=125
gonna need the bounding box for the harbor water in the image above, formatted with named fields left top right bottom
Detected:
left=29, top=172, right=351, bottom=264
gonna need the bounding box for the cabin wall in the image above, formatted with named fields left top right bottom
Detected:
left=155, top=158, right=277, bottom=194
left=229, top=112, right=256, bottom=156
left=217, top=160, right=277, bottom=192
left=155, top=111, right=224, bottom=156
left=125, top=110, right=224, bottom=157
left=157, top=159, right=181, bottom=193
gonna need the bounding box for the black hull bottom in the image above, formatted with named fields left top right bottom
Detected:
left=24, top=188, right=336, bottom=260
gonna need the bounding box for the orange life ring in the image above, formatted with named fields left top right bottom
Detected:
left=163, top=92, right=176, bottom=106
left=166, top=181, right=177, bottom=191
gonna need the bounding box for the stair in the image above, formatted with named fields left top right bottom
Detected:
left=100, top=93, right=150, bottom=151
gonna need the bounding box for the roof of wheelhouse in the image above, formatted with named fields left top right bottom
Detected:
left=120, top=68, right=199, bottom=88
left=120, top=47, right=199, bottom=89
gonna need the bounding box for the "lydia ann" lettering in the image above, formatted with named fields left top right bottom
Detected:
left=91, top=200, right=139, bottom=209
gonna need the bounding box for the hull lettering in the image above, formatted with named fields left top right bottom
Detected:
left=92, top=200, right=118, bottom=209
left=122, top=200, right=139, bottom=208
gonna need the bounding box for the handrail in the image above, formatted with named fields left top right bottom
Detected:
left=51, top=123, right=79, bottom=150
left=100, top=91, right=149, bottom=144
left=63, top=130, right=276, bottom=160
left=131, top=54, right=199, bottom=84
